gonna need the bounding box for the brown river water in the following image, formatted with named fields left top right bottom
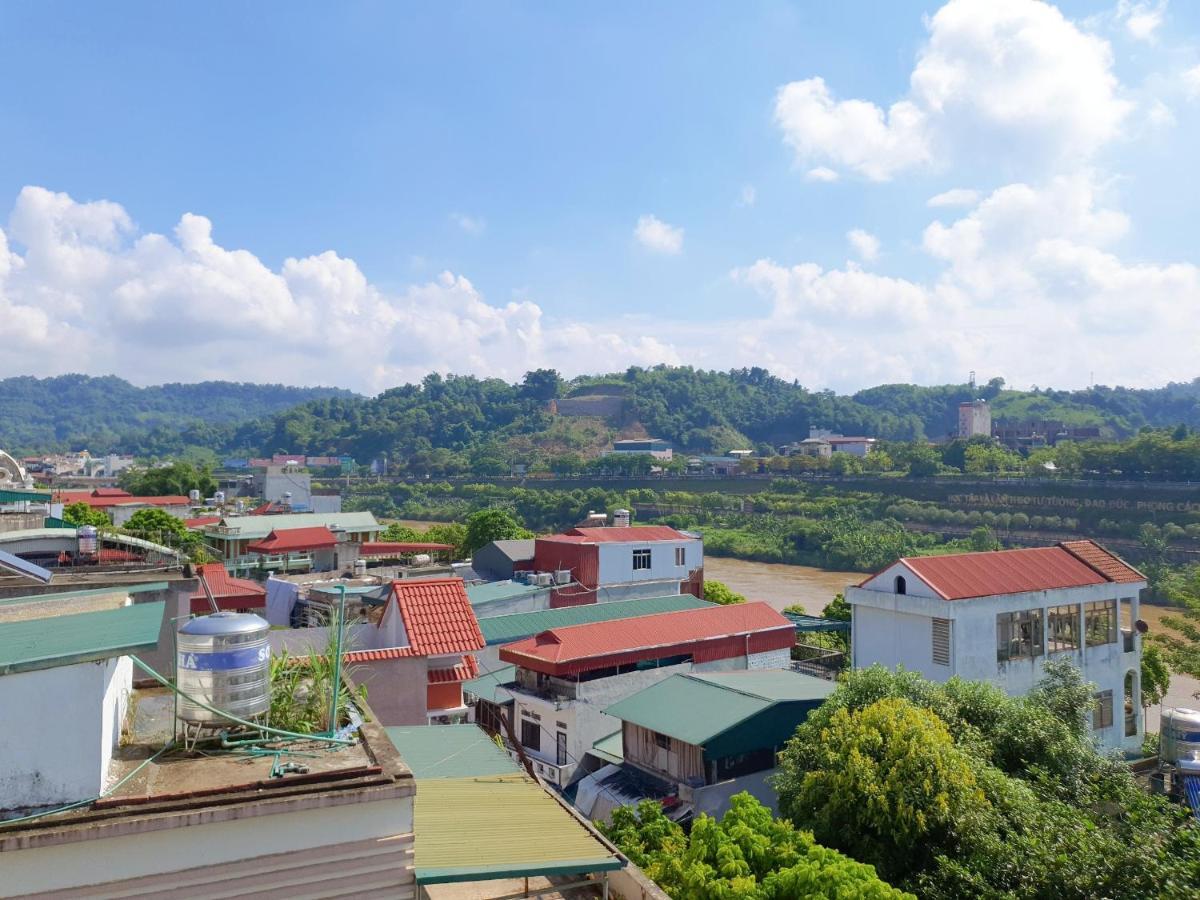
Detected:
left=703, top=556, right=862, bottom=615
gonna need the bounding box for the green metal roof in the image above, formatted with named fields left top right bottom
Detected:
left=783, top=612, right=851, bottom=632
left=603, top=670, right=836, bottom=748
left=0, top=582, right=168, bottom=607
left=461, top=664, right=517, bottom=704
left=0, top=488, right=52, bottom=504
left=465, top=579, right=547, bottom=607
left=385, top=725, right=518, bottom=779
left=591, top=730, right=624, bottom=765
left=200, top=511, right=379, bottom=541
left=0, top=600, right=164, bottom=675
left=478, top=594, right=712, bottom=645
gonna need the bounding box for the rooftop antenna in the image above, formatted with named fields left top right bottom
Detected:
left=968, top=370, right=976, bottom=391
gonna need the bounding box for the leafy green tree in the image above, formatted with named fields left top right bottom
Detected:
left=424, top=522, right=468, bottom=558
left=123, top=507, right=198, bottom=554
left=61, top=502, right=111, bottom=528
left=120, top=461, right=216, bottom=497
left=380, top=522, right=421, bottom=542
left=1142, top=643, right=1172, bottom=709
left=602, top=793, right=912, bottom=899
left=463, top=508, right=534, bottom=555
left=967, top=525, right=1001, bottom=551
left=702, top=579, right=746, bottom=605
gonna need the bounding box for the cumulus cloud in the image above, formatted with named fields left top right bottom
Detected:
left=0, top=187, right=678, bottom=391
left=927, top=188, right=981, bottom=208
left=1116, top=1, right=1167, bottom=42
left=805, top=167, right=839, bottom=183
left=775, top=0, right=1132, bottom=180
left=633, top=214, right=684, bottom=255
left=847, top=229, right=880, bottom=262
left=450, top=212, right=486, bottom=235
left=1184, top=64, right=1200, bottom=98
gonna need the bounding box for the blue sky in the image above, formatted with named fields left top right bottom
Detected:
left=1, top=1, right=1198, bottom=394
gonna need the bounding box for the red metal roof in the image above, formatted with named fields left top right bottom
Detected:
left=540, top=526, right=693, bottom=544
left=96, top=548, right=142, bottom=563
left=428, top=655, right=480, bottom=683
left=246, top=526, right=338, bottom=554
left=184, top=516, right=221, bottom=529
left=360, top=541, right=454, bottom=555
left=189, top=562, right=266, bottom=613
left=387, top=578, right=485, bottom=657
left=871, top=541, right=1146, bottom=601
left=92, top=487, right=133, bottom=497
left=499, top=602, right=794, bottom=677
left=55, top=490, right=191, bottom=509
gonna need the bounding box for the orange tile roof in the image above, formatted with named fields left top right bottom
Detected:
left=389, top=578, right=485, bottom=657
left=246, top=526, right=338, bottom=554
left=428, top=655, right=480, bottom=683
left=870, top=542, right=1146, bottom=601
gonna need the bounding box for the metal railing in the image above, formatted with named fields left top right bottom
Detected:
left=791, top=644, right=845, bottom=681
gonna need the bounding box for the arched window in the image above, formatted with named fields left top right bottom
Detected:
left=894, top=575, right=907, bottom=595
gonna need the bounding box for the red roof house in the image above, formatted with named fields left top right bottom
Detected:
left=499, top=601, right=794, bottom=677
left=189, top=562, right=267, bottom=614
left=246, top=526, right=339, bottom=555
left=54, top=489, right=192, bottom=510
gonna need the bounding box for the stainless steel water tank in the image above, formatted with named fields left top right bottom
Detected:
left=76, top=525, right=98, bottom=557
left=1161, top=707, right=1200, bottom=763
left=176, top=612, right=271, bottom=725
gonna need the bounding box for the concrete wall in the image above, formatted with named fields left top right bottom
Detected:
left=354, top=657, right=431, bottom=726
left=0, top=656, right=130, bottom=809
left=597, top=538, right=702, bottom=588
left=607, top=864, right=672, bottom=900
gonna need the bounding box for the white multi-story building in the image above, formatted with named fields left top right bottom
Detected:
left=846, top=540, right=1146, bottom=751
left=958, top=399, right=992, bottom=438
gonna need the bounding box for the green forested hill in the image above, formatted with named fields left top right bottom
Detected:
left=0, top=375, right=355, bottom=454
left=4, top=367, right=1200, bottom=465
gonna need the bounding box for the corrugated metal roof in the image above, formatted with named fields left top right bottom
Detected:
left=0, top=488, right=51, bottom=503
left=0, top=582, right=167, bottom=607
left=591, top=730, right=624, bottom=765
left=482, top=539, right=535, bottom=562
left=604, top=670, right=835, bottom=747
left=391, top=578, right=486, bottom=656
left=201, top=511, right=379, bottom=541
left=190, top=563, right=265, bottom=612
left=498, top=602, right=794, bottom=676
left=461, top=664, right=517, bottom=704
left=884, top=547, right=1108, bottom=600
left=478, top=594, right=712, bottom=645
left=385, top=724, right=518, bottom=779
left=246, top=526, right=338, bottom=553
left=466, top=579, right=548, bottom=607
left=0, top=600, right=164, bottom=675
left=414, top=773, right=622, bottom=884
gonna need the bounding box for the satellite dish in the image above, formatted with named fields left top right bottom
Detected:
left=1136, top=619, right=1149, bottom=634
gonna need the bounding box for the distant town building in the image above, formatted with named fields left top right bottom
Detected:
left=846, top=540, right=1146, bottom=752
left=532, top=523, right=704, bottom=607
left=472, top=538, right=536, bottom=582
left=958, top=399, right=992, bottom=438
left=194, top=511, right=381, bottom=572
left=993, top=419, right=1103, bottom=451
left=796, top=428, right=877, bottom=457
left=610, top=439, right=673, bottom=461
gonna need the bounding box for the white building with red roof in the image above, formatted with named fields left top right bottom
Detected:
left=532, top=524, right=704, bottom=608
left=496, top=601, right=795, bottom=786
left=846, top=540, right=1146, bottom=751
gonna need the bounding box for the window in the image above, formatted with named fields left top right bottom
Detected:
left=894, top=575, right=907, bottom=595
left=675, top=546, right=686, bottom=567
left=654, top=731, right=671, bottom=750
left=932, top=618, right=951, bottom=666
left=997, top=609, right=1043, bottom=661
left=1085, top=600, right=1117, bottom=647
left=1093, top=690, right=1114, bottom=730
left=633, top=548, right=651, bottom=571
left=1047, top=604, right=1080, bottom=653
left=556, top=732, right=568, bottom=766
left=520, top=719, right=541, bottom=752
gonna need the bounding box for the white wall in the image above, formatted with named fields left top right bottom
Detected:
left=0, top=656, right=130, bottom=810
left=596, top=538, right=702, bottom=588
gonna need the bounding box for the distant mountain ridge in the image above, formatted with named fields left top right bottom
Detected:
left=3, top=367, right=1199, bottom=462
left=0, top=374, right=357, bottom=454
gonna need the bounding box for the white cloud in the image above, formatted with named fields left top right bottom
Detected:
left=927, top=188, right=980, bottom=208
left=633, top=214, right=684, bottom=255
left=450, top=212, right=486, bottom=235
left=775, top=0, right=1132, bottom=180
left=847, top=229, right=880, bottom=262
left=738, top=184, right=757, bottom=207
left=1116, top=1, right=1167, bottom=42
left=0, top=187, right=678, bottom=391
left=1184, top=64, right=1200, bottom=98
left=805, top=167, right=840, bottom=183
